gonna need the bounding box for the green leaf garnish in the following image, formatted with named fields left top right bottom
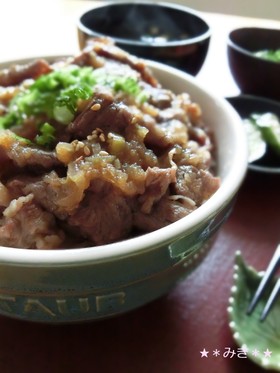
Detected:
left=228, top=252, right=280, bottom=371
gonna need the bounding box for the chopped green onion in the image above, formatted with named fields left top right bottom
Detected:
left=0, top=66, right=96, bottom=129
left=35, top=122, right=56, bottom=147
left=53, top=105, right=74, bottom=124
left=114, top=77, right=141, bottom=95
left=12, top=132, right=32, bottom=145
left=0, top=64, right=148, bottom=148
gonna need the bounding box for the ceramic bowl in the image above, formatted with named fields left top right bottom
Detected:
left=77, top=1, right=211, bottom=75
left=0, top=57, right=247, bottom=323
left=227, top=27, right=280, bottom=100
left=226, top=94, right=280, bottom=174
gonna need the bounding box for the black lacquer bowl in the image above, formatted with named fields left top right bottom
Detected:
left=78, top=1, right=211, bottom=75
left=227, top=27, right=280, bottom=101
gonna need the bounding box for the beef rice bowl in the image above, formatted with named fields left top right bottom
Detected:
left=0, top=38, right=220, bottom=250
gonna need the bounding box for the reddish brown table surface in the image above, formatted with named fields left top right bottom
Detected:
left=0, top=172, right=279, bottom=373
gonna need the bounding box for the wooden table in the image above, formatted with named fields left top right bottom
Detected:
left=1, top=2, right=280, bottom=372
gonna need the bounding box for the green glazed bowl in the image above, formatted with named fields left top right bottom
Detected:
left=0, top=58, right=248, bottom=323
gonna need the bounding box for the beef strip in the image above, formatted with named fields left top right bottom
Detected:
left=68, top=86, right=173, bottom=151
left=133, top=196, right=194, bottom=232
left=0, top=130, right=61, bottom=170
left=75, top=37, right=159, bottom=88
left=172, top=165, right=220, bottom=205
left=68, top=86, right=132, bottom=138
left=0, top=194, right=64, bottom=249
left=133, top=165, right=220, bottom=233
left=21, top=174, right=133, bottom=246
left=20, top=160, right=179, bottom=245
left=138, top=166, right=176, bottom=214
left=0, top=59, right=52, bottom=87
left=67, top=182, right=133, bottom=245
left=145, top=85, right=174, bottom=109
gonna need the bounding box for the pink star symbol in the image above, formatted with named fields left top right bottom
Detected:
left=263, top=348, right=272, bottom=358
left=252, top=349, right=259, bottom=357
left=200, top=348, right=209, bottom=358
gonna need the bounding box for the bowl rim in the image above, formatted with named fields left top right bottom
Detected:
left=227, top=27, right=280, bottom=65
left=0, top=57, right=248, bottom=266
left=77, top=0, right=211, bottom=47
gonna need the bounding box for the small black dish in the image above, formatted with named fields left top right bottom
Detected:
left=77, top=1, right=211, bottom=75
left=227, top=27, right=280, bottom=101
left=226, top=95, right=280, bottom=174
